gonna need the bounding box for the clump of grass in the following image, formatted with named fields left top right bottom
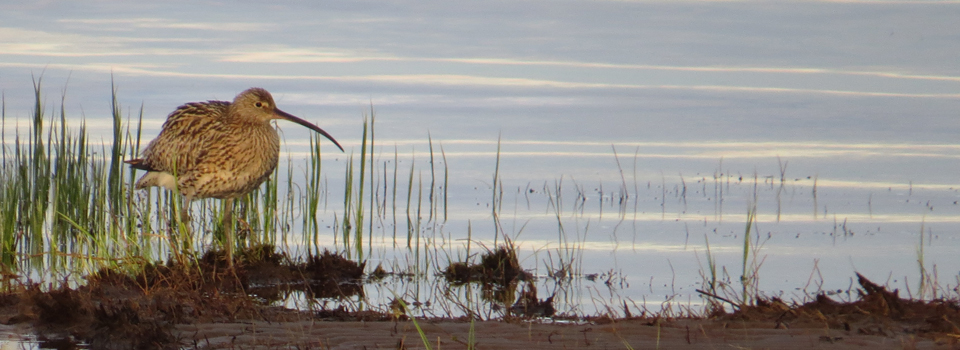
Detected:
left=696, top=202, right=768, bottom=312
left=442, top=241, right=526, bottom=286
left=740, top=202, right=760, bottom=305
left=912, top=218, right=941, bottom=300
left=0, top=76, right=154, bottom=276
left=439, top=238, right=541, bottom=317
left=696, top=234, right=721, bottom=312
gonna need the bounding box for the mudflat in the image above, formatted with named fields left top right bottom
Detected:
left=177, top=318, right=943, bottom=349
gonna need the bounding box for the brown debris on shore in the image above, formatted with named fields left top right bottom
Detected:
left=714, top=273, right=960, bottom=342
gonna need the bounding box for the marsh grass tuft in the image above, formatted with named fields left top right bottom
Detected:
left=0, top=77, right=153, bottom=275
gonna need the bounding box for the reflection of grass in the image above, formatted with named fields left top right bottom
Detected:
left=918, top=218, right=926, bottom=298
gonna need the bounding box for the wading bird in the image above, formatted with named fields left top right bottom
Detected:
left=126, top=87, right=343, bottom=268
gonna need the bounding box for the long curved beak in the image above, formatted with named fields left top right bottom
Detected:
left=276, top=109, right=344, bottom=152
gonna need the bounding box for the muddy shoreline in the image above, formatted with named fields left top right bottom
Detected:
left=2, top=246, right=958, bottom=349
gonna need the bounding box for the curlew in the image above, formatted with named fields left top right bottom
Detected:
left=126, top=87, right=343, bottom=268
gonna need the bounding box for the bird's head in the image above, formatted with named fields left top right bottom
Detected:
left=232, top=87, right=279, bottom=122
left=232, top=87, right=344, bottom=152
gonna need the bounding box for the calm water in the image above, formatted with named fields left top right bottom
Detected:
left=2, top=0, right=960, bottom=323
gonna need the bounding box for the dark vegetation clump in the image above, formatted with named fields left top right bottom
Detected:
left=303, top=249, right=366, bottom=299
left=0, top=245, right=378, bottom=349
left=717, top=273, right=960, bottom=338
left=18, top=281, right=180, bottom=350
left=442, top=243, right=547, bottom=317
left=31, top=287, right=91, bottom=329
left=304, top=249, right=366, bottom=282
left=509, top=283, right=555, bottom=318
left=480, top=246, right=524, bottom=285
left=443, top=262, right=475, bottom=284
left=89, top=300, right=177, bottom=350
left=368, top=263, right=388, bottom=281
left=443, top=244, right=530, bottom=286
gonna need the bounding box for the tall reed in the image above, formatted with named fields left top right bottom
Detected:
left=0, top=77, right=155, bottom=275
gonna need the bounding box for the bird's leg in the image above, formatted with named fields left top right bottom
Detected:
left=183, top=196, right=195, bottom=248
left=223, top=197, right=235, bottom=269
left=173, top=194, right=194, bottom=265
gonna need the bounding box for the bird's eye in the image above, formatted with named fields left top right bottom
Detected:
left=255, top=102, right=263, bottom=108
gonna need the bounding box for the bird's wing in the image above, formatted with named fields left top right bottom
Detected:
left=139, top=101, right=230, bottom=176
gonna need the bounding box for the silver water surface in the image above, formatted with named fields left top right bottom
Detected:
left=1, top=0, right=960, bottom=323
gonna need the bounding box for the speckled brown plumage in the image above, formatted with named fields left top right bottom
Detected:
left=128, top=88, right=342, bottom=201
left=126, top=87, right=343, bottom=267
